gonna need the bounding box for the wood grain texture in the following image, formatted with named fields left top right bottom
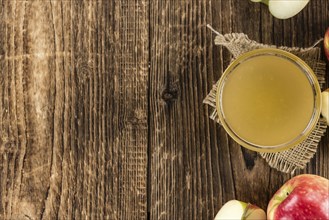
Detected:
left=0, top=1, right=148, bottom=219
left=149, top=0, right=329, bottom=219
left=0, top=0, right=328, bottom=220
left=149, top=1, right=221, bottom=219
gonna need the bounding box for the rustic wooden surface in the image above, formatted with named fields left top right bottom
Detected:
left=0, top=0, right=328, bottom=219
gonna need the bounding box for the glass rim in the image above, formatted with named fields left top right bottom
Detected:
left=216, top=48, right=322, bottom=153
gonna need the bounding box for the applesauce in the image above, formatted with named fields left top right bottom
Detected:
left=216, top=49, right=321, bottom=152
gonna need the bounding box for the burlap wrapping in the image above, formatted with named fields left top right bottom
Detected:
left=204, top=26, right=328, bottom=174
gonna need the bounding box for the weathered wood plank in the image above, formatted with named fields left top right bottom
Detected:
left=150, top=0, right=329, bottom=219
left=0, top=1, right=149, bottom=219
left=150, top=0, right=219, bottom=219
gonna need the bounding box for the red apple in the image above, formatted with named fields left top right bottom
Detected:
left=325, top=27, right=329, bottom=62
left=267, top=174, right=329, bottom=220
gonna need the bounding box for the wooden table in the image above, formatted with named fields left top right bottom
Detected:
left=0, top=1, right=328, bottom=219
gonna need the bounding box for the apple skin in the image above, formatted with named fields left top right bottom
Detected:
left=322, top=89, right=329, bottom=125
left=267, top=174, right=329, bottom=220
left=325, top=27, right=329, bottom=62
left=214, top=200, right=266, bottom=220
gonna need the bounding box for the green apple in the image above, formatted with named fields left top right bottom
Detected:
left=321, top=89, right=329, bottom=125
left=214, top=200, right=266, bottom=220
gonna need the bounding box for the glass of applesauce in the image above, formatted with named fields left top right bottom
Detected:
left=216, top=48, right=322, bottom=152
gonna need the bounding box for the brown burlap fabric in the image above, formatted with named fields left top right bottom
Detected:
left=204, top=26, right=328, bottom=174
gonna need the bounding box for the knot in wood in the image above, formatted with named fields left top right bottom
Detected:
left=161, top=85, right=179, bottom=102
left=241, top=148, right=257, bottom=170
